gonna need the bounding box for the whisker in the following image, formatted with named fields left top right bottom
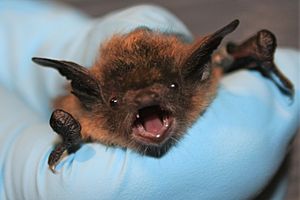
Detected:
left=143, top=146, right=149, bottom=155
left=170, top=136, right=179, bottom=143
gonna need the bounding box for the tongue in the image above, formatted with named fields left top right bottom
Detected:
left=143, top=114, right=163, bottom=135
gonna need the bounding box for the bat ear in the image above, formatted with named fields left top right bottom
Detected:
left=32, top=57, right=103, bottom=105
left=183, top=19, right=239, bottom=82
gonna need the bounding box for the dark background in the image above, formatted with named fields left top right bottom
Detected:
left=57, top=1, right=299, bottom=199
left=58, top=0, right=299, bottom=49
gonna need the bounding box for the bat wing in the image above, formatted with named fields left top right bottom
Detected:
left=32, top=57, right=103, bottom=104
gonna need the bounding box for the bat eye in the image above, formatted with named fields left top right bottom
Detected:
left=109, top=97, right=119, bottom=108
left=169, top=82, right=178, bottom=90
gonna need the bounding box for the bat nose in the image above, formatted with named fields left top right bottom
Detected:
left=134, top=91, right=159, bottom=106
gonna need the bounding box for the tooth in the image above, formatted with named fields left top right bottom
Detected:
left=137, top=124, right=144, bottom=132
left=136, top=114, right=140, bottom=119
left=163, top=117, right=169, bottom=127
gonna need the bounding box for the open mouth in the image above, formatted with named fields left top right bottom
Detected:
left=132, top=105, right=174, bottom=145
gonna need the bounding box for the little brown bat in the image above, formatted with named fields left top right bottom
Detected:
left=32, top=19, right=294, bottom=171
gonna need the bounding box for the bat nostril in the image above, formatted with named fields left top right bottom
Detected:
left=134, top=91, right=159, bottom=106
left=135, top=97, right=142, bottom=104
left=150, top=92, right=159, bottom=99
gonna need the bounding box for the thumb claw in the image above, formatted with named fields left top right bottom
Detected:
left=49, top=165, right=58, bottom=174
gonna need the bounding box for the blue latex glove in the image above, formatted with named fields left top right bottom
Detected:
left=0, top=1, right=299, bottom=199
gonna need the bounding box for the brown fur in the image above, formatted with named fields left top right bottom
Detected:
left=52, top=26, right=232, bottom=156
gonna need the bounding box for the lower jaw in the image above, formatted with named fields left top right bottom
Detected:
left=132, top=132, right=171, bottom=147
left=133, top=138, right=175, bottom=158
left=132, top=121, right=175, bottom=147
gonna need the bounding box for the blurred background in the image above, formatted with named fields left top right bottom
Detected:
left=57, top=0, right=299, bottom=49
left=58, top=0, right=299, bottom=199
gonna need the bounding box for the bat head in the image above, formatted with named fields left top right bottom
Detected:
left=33, top=20, right=239, bottom=157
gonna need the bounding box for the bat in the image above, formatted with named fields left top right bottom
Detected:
left=32, top=19, right=294, bottom=172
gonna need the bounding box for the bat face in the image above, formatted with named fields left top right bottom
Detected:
left=88, top=29, right=218, bottom=156
left=33, top=20, right=239, bottom=157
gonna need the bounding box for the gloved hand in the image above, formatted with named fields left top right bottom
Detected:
left=0, top=1, right=299, bottom=199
